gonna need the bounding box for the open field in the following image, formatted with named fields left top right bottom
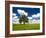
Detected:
left=12, top=24, right=40, bottom=31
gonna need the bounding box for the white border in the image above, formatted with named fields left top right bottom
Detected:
left=10, top=4, right=43, bottom=34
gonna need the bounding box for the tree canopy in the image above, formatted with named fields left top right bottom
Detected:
left=19, top=15, right=28, bottom=24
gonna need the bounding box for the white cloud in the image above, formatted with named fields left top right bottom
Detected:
left=12, top=13, right=19, bottom=24
left=12, top=13, right=16, bottom=16
left=32, top=19, right=40, bottom=23
left=17, top=9, right=28, bottom=16
left=37, top=13, right=40, bottom=17
left=12, top=13, right=18, bottom=19
left=24, top=12, right=28, bottom=16
left=28, top=17, right=32, bottom=19
left=32, top=13, right=40, bottom=18
left=12, top=19, right=19, bottom=24
left=12, top=17, right=19, bottom=24
left=13, top=16, right=18, bottom=19
left=12, top=11, right=40, bottom=24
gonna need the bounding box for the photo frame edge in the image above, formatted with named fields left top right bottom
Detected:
left=5, top=1, right=45, bottom=37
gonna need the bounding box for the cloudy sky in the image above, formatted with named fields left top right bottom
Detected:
left=13, top=7, right=40, bottom=17
left=12, top=7, right=40, bottom=24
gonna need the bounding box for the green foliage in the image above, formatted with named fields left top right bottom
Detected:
left=19, top=15, right=28, bottom=24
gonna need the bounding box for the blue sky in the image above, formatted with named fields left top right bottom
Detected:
left=12, top=7, right=40, bottom=24
left=13, top=7, right=40, bottom=17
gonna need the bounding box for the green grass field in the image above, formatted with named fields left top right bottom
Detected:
left=12, top=24, right=40, bottom=31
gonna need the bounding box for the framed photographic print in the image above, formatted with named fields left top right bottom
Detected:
left=5, top=1, right=45, bottom=37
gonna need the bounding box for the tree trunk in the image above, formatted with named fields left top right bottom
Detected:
left=24, top=22, right=25, bottom=24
